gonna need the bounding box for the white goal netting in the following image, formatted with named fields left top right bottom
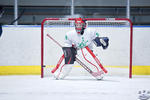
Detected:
left=41, top=18, right=133, bottom=78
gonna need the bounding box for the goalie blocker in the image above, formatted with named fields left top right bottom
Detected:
left=93, top=37, right=109, bottom=49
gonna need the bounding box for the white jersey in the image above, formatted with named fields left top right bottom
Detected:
left=64, top=28, right=99, bottom=50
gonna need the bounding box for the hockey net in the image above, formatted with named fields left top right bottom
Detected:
left=41, top=18, right=133, bottom=78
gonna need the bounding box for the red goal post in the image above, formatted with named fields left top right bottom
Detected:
left=41, top=18, right=133, bottom=78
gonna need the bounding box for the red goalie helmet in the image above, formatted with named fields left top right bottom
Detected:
left=75, top=18, right=86, bottom=34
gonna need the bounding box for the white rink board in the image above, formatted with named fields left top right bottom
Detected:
left=0, top=26, right=150, bottom=76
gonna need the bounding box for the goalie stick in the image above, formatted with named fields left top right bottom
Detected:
left=46, top=33, right=106, bottom=78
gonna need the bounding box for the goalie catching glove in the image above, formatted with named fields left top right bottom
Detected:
left=93, top=37, right=109, bottom=49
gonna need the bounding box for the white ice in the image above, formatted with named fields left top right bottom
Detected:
left=0, top=75, right=150, bottom=100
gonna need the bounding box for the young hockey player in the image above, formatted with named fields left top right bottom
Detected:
left=52, top=18, right=109, bottom=80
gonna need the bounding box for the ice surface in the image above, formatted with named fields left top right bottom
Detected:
left=0, top=75, right=150, bottom=100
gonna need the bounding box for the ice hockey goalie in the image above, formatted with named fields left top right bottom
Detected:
left=52, top=18, right=109, bottom=80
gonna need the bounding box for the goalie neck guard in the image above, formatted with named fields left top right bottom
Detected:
left=75, top=18, right=86, bottom=35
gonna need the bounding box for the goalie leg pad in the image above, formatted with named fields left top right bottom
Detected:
left=62, top=47, right=77, bottom=64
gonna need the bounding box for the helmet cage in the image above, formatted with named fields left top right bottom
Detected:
left=75, top=18, right=86, bottom=34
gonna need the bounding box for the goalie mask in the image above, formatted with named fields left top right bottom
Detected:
left=75, top=18, right=86, bottom=35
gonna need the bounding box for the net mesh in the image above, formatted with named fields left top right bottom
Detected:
left=41, top=18, right=132, bottom=78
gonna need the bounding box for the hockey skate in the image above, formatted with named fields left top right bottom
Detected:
left=53, top=71, right=65, bottom=80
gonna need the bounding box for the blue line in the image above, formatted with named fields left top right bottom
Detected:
left=133, top=25, right=150, bottom=28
